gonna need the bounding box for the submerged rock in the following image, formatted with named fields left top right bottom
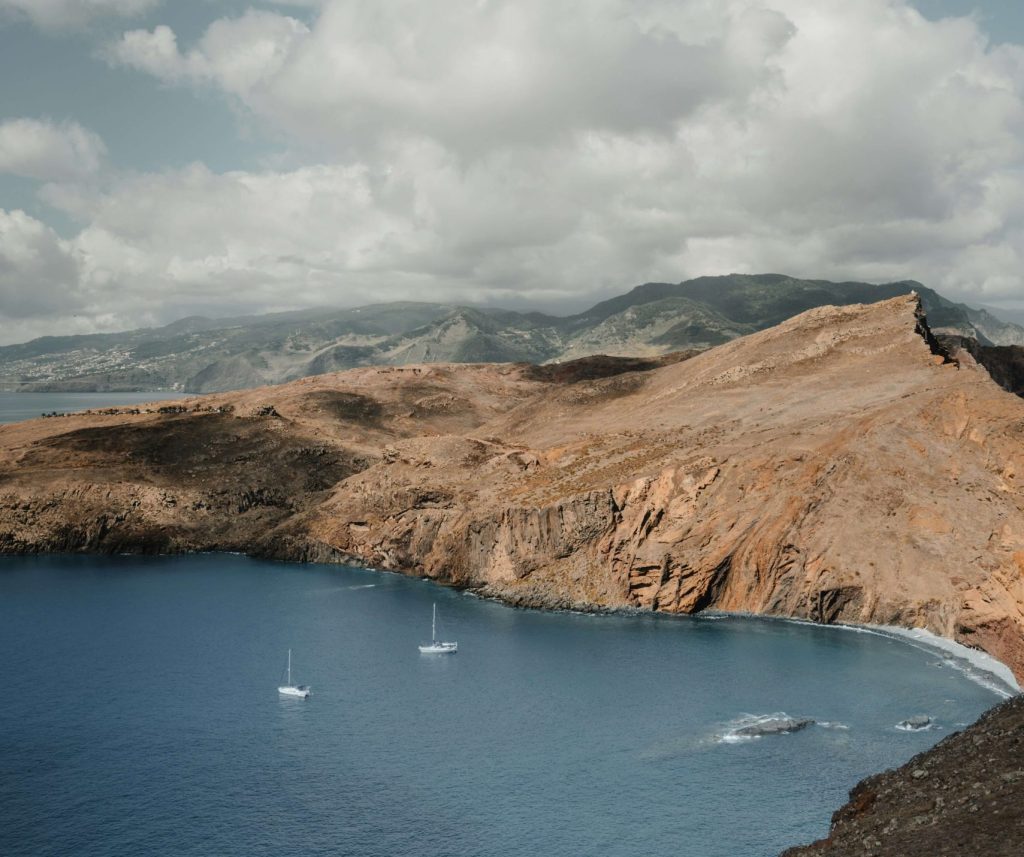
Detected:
left=735, top=717, right=815, bottom=737
left=896, top=715, right=932, bottom=731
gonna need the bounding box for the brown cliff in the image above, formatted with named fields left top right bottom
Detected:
left=938, top=334, right=1024, bottom=398
left=2, top=295, right=1024, bottom=681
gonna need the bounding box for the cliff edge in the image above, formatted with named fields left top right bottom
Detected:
left=2, top=295, right=1024, bottom=681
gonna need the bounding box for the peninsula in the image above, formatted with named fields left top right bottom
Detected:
left=2, top=294, right=1024, bottom=684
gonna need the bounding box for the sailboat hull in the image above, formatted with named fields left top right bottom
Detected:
left=418, top=642, right=457, bottom=654
left=278, top=685, right=312, bottom=698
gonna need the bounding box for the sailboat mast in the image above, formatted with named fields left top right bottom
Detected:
left=432, top=604, right=437, bottom=643
left=287, top=648, right=292, bottom=685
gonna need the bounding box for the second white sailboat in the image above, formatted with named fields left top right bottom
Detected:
left=278, top=649, right=312, bottom=698
left=418, top=604, right=457, bottom=654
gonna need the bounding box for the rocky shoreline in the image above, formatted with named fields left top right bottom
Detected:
left=3, top=296, right=1024, bottom=684
left=782, top=694, right=1024, bottom=856
left=4, top=296, right=1024, bottom=686
left=3, top=295, right=1024, bottom=854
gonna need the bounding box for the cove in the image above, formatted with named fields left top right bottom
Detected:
left=0, top=553, right=1008, bottom=857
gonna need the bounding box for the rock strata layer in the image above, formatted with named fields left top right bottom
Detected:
left=2, top=295, right=1024, bottom=682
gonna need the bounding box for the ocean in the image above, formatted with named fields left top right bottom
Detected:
left=0, top=391, right=185, bottom=424
left=0, top=554, right=1009, bottom=857
left=0, top=392, right=1012, bottom=856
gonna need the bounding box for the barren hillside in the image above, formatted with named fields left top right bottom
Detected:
left=2, top=295, right=1023, bottom=681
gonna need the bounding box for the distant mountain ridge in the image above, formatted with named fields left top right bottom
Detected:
left=3, top=274, right=1021, bottom=393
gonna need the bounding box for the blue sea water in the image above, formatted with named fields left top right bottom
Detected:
left=0, top=554, right=1011, bottom=857
left=0, top=391, right=186, bottom=424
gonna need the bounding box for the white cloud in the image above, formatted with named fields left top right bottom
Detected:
left=0, top=0, right=158, bottom=30
left=109, top=1, right=778, bottom=155
left=0, top=209, right=83, bottom=323
left=107, top=12, right=309, bottom=92
left=0, top=118, right=107, bottom=181
left=68, top=161, right=405, bottom=299
left=7, top=0, right=1024, bottom=342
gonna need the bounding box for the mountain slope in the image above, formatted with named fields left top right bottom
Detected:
left=2, top=295, right=1024, bottom=684
left=2, top=275, right=1021, bottom=393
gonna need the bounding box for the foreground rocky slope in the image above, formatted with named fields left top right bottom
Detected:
left=782, top=694, right=1024, bottom=856
left=3, top=274, right=1021, bottom=393
left=2, top=295, right=1024, bottom=682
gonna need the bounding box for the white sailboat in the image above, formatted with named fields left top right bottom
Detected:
left=418, top=603, right=458, bottom=654
left=277, top=649, right=312, bottom=698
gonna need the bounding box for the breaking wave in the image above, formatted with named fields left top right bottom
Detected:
left=716, top=712, right=812, bottom=744
left=715, top=712, right=851, bottom=744
left=895, top=716, right=934, bottom=732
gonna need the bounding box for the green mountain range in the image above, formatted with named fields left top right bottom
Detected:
left=3, top=274, right=1021, bottom=393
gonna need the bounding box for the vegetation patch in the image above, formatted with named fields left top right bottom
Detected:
left=521, top=351, right=697, bottom=384
left=302, top=391, right=384, bottom=424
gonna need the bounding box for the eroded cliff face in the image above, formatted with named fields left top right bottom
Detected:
left=2, top=295, right=1024, bottom=681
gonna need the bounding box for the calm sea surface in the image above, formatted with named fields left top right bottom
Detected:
left=0, top=391, right=185, bottom=424
left=0, top=555, right=1010, bottom=857
left=0, top=392, right=1014, bottom=856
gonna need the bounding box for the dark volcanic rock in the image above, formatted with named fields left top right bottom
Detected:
left=519, top=351, right=697, bottom=384
left=896, top=715, right=932, bottom=731
left=735, top=716, right=815, bottom=737
left=781, top=695, right=1024, bottom=857
left=302, top=390, right=384, bottom=424
left=938, top=334, right=1024, bottom=397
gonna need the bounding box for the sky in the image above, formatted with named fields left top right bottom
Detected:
left=2, top=1, right=1024, bottom=344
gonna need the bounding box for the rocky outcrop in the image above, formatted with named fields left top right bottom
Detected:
left=735, top=717, right=815, bottom=738
left=896, top=715, right=933, bottom=731
left=938, top=334, right=1024, bottom=398
left=782, top=695, right=1024, bottom=856
left=3, top=296, right=1024, bottom=682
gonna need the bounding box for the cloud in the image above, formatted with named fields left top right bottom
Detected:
left=0, top=119, right=107, bottom=181
left=55, top=161, right=407, bottom=307
left=8, top=0, right=1024, bottom=343
left=106, top=11, right=310, bottom=92
left=0, top=0, right=159, bottom=30
left=108, top=1, right=786, bottom=155
left=0, top=209, right=83, bottom=325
